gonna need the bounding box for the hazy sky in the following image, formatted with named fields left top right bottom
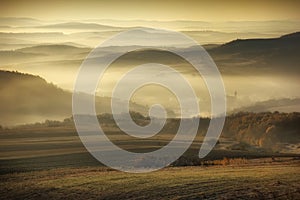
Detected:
left=1, top=0, right=299, bottom=21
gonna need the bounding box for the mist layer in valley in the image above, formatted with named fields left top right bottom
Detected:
left=0, top=18, right=300, bottom=125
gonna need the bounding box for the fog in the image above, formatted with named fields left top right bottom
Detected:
left=1, top=18, right=300, bottom=125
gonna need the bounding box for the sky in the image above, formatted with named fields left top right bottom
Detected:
left=1, top=0, right=300, bottom=21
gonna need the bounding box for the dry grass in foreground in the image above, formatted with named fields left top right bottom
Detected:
left=0, top=158, right=299, bottom=200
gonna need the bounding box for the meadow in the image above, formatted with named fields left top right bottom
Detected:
left=1, top=158, right=299, bottom=199
left=0, top=116, right=299, bottom=199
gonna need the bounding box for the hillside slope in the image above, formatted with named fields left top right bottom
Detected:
left=0, top=70, right=72, bottom=125
left=208, top=32, right=300, bottom=75
left=0, top=70, right=149, bottom=125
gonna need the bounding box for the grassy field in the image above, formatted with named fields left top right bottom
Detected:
left=0, top=125, right=291, bottom=174
left=1, top=124, right=299, bottom=199
left=1, top=159, right=299, bottom=199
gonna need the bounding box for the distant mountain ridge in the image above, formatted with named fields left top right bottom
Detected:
left=35, top=22, right=122, bottom=30
left=214, top=32, right=300, bottom=53
left=0, top=17, right=43, bottom=26
left=208, top=32, right=300, bottom=75
left=16, top=44, right=91, bottom=55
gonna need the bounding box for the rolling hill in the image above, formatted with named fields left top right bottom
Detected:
left=16, top=44, right=91, bottom=55
left=66, top=31, right=300, bottom=75
left=208, top=32, right=300, bottom=75
left=0, top=44, right=91, bottom=65
left=0, top=70, right=72, bottom=125
left=0, top=70, right=148, bottom=125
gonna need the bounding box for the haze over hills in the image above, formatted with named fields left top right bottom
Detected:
left=33, top=22, right=123, bottom=31
left=0, top=68, right=298, bottom=126
left=1, top=17, right=300, bottom=48
left=0, top=17, right=43, bottom=27
left=0, top=32, right=300, bottom=118
left=2, top=17, right=299, bottom=33
left=0, top=70, right=71, bottom=125
left=87, top=19, right=300, bottom=33
left=0, top=17, right=300, bottom=124
left=0, top=70, right=150, bottom=125
left=2, top=31, right=298, bottom=73
left=17, top=44, right=91, bottom=56
left=1, top=1, right=300, bottom=198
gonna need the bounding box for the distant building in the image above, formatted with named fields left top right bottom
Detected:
left=234, top=90, right=237, bottom=98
